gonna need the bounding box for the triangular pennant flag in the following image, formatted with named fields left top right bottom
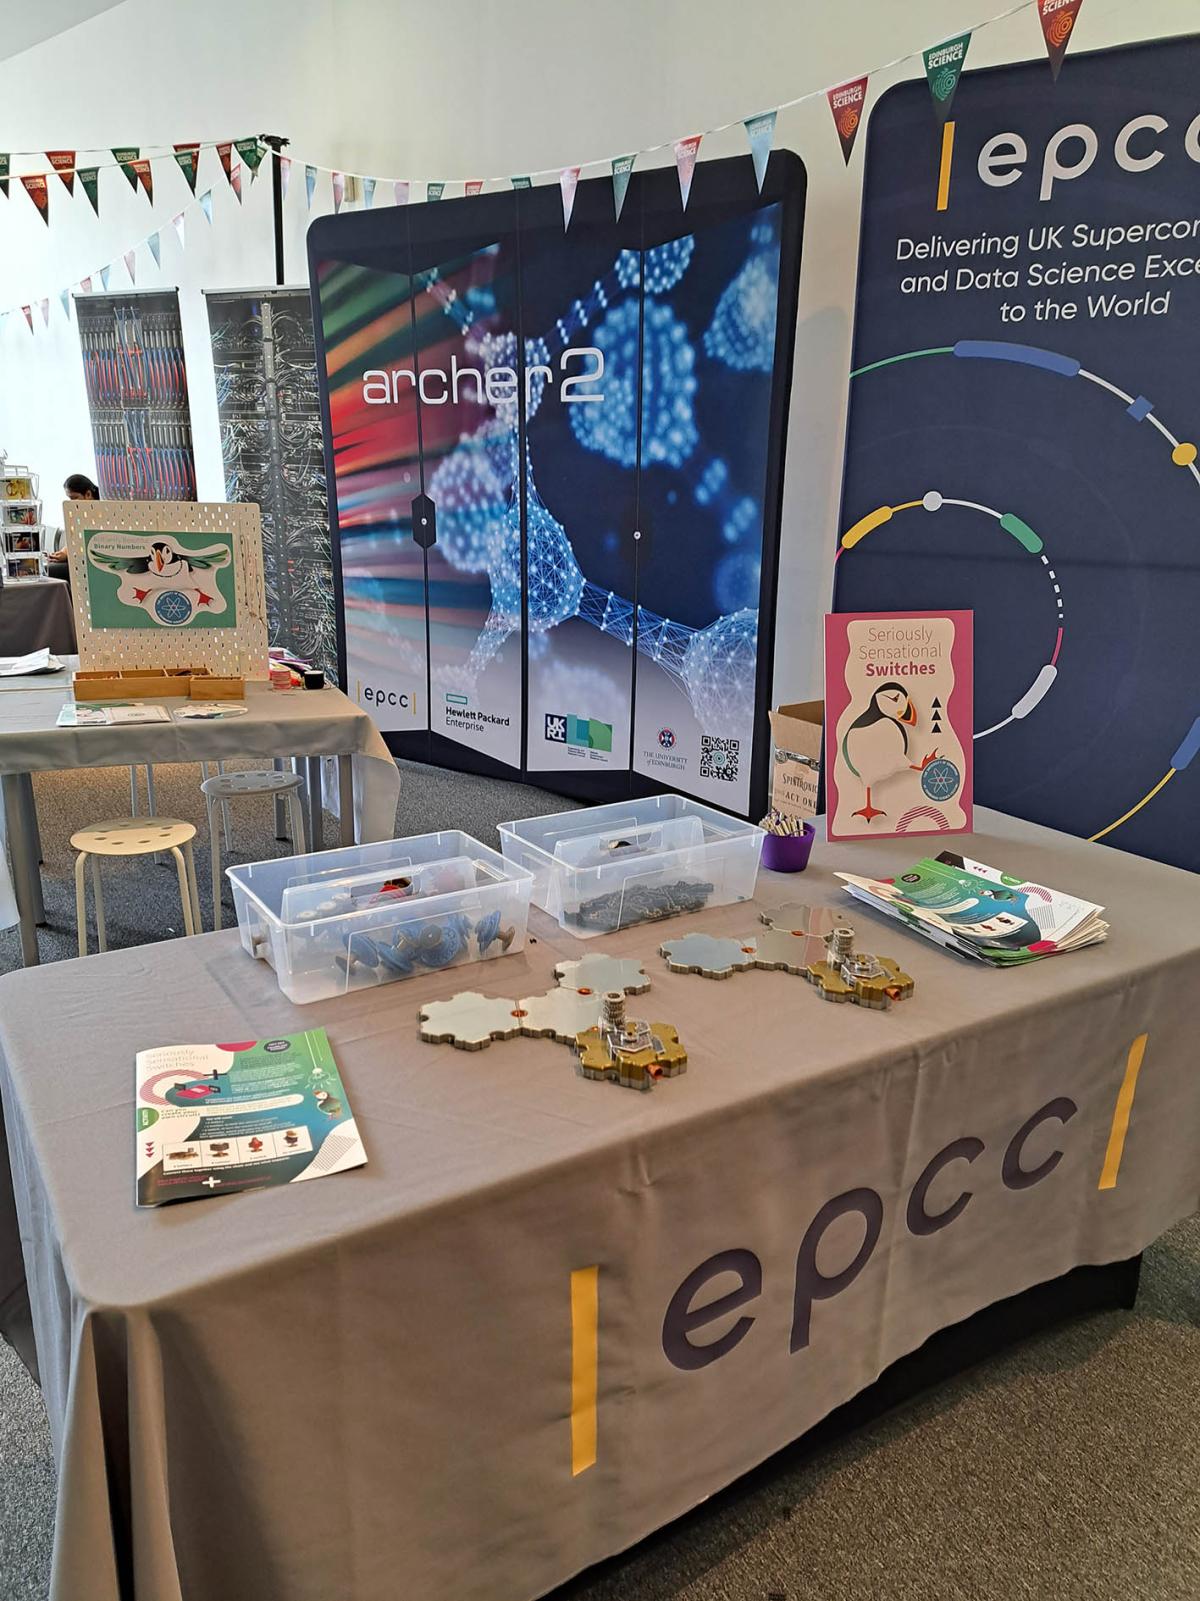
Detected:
left=674, top=135, right=701, bottom=209
left=59, top=289, right=71, bottom=320
left=279, top=155, right=291, bottom=200
left=393, top=179, right=410, bottom=205
left=172, top=143, right=200, bottom=194
left=39, top=298, right=50, bottom=327
left=81, top=275, right=93, bottom=294
left=363, top=176, right=376, bottom=207
left=465, top=178, right=483, bottom=197
left=611, top=154, right=634, bottom=220
left=21, top=306, right=33, bottom=333
left=0, top=154, right=8, bottom=199
left=148, top=231, right=161, bottom=268
left=827, top=77, right=869, bottom=165
left=124, top=248, right=136, bottom=284
left=306, top=165, right=317, bottom=209
left=923, top=34, right=971, bottom=121
left=744, top=112, right=776, bottom=193
left=231, top=161, right=243, bottom=203
left=100, top=265, right=111, bottom=291
left=427, top=181, right=445, bottom=202
left=235, top=136, right=265, bottom=174
left=560, top=165, right=580, bottom=230
left=199, top=189, right=214, bottom=225
left=511, top=175, right=531, bottom=190
left=79, top=166, right=100, bottom=216
left=332, top=171, right=345, bottom=212
left=217, top=142, right=234, bottom=186
left=20, top=174, right=49, bottom=225
left=47, top=151, right=75, bottom=194
left=1038, top=0, right=1084, bottom=79
left=112, top=148, right=140, bottom=189
left=172, top=211, right=186, bottom=249
left=131, top=157, right=154, bottom=203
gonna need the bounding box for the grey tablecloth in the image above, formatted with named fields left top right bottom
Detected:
left=0, top=579, right=77, bottom=656
left=1, top=809, right=1198, bottom=1601
left=0, top=668, right=400, bottom=841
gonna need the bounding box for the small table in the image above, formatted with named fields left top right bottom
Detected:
left=1, top=808, right=1197, bottom=1601
left=0, top=661, right=400, bottom=965
left=0, top=577, right=77, bottom=656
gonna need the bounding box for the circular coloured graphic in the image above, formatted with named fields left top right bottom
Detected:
left=658, top=727, right=677, bottom=750
left=920, top=757, right=961, bottom=802
left=153, top=589, right=194, bottom=626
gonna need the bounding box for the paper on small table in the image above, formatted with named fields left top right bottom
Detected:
left=56, top=702, right=172, bottom=726
left=172, top=701, right=249, bottom=720
left=0, top=648, right=61, bottom=677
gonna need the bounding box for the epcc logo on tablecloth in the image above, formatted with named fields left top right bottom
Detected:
left=567, top=1033, right=1148, bottom=1476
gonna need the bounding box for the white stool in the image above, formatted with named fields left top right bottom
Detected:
left=71, top=819, right=202, bottom=958
left=202, top=769, right=307, bottom=931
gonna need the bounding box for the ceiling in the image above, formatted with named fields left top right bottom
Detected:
left=0, top=0, right=124, bottom=63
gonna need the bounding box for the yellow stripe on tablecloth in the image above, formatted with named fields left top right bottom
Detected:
left=1099, top=1033, right=1148, bottom=1190
left=570, top=1265, right=599, bottom=1475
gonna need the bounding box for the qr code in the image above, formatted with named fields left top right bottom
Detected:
left=700, top=734, right=740, bottom=781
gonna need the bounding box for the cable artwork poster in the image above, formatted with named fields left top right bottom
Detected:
left=309, top=154, right=804, bottom=816
left=207, top=289, right=337, bottom=680
left=75, top=290, right=195, bottom=501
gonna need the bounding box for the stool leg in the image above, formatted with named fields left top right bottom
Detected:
left=129, top=765, right=139, bottom=817
left=170, top=847, right=196, bottom=937
left=91, top=855, right=107, bottom=952
left=145, top=763, right=157, bottom=816
left=208, top=795, right=222, bottom=932
left=184, top=840, right=203, bottom=935
left=287, top=789, right=306, bottom=855
left=74, top=852, right=88, bottom=959
left=273, top=757, right=290, bottom=842
left=217, top=761, right=233, bottom=851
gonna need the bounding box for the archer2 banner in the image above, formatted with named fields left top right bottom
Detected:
left=308, top=154, right=804, bottom=816
left=836, top=34, right=1200, bottom=873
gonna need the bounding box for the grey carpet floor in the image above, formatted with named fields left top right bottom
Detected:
left=1, top=761, right=1198, bottom=1599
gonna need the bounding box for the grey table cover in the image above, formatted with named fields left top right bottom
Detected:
left=1, top=809, right=1198, bottom=1601
left=0, top=578, right=77, bottom=656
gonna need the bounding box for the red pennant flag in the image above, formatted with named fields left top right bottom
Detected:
left=217, top=142, right=234, bottom=186
left=560, top=166, right=580, bottom=229
left=47, top=151, right=75, bottom=194
left=231, top=161, right=243, bottom=204
left=131, top=158, right=154, bottom=203
left=827, top=77, right=869, bottom=165
left=21, top=305, right=33, bottom=332
left=673, top=136, right=701, bottom=209
left=332, top=171, right=345, bottom=212
left=20, top=173, right=50, bottom=224
left=81, top=276, right=93, bottom=294
left=465, top=178, right=483, bottom=197
left=1038, top=0, right=1084, bottom=79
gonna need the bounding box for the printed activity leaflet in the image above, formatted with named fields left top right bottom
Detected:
left=136, top=1029, right=366, bottom=1206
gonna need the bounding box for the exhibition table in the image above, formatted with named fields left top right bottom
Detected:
left=1, top=809, right=1198, bottom=1601
left=0, top=578, right=77, bottom=657
left=0, top=661, right=401, bottom=965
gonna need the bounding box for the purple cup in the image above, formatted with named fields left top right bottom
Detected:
left=761, top=822, right=815, bottom=873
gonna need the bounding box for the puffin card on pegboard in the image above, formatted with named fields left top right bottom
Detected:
left=824, top=610, right=972, bottom=841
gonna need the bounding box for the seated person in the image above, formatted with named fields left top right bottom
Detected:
left=47, top=474, right=99, bottom=583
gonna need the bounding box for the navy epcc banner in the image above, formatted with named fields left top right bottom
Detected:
left=836, top=35, right=1200, bottom=872
left=309, top=155, right=804, bottom=816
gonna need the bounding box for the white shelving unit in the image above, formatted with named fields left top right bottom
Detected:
left=1, top=460, right=47, bottom=579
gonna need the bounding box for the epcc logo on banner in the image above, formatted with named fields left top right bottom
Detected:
left=567, top=1032, right=1148, bottom=1476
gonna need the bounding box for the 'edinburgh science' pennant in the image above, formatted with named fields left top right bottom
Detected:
left=279, top=155, right=291, bottom=200
left=611, top=154, right=635, bottom=220
left=79, top=167, right=100, bottom=215
left=827, top=77, right=868, bottom=165
left=560, top=166, right=580, bottom=230
left=744, top=112, right=776, bottom=193
left=674, top=135, right=701, bottom=209
left=235, top=137, right=265, bottom=175
left=131, top=158, right=154, bottom=203
left=393, top=179, right=409, bottom=204
left=0, top=154, right=8, bottom=199
left=923, top=33, right=971, bottom=122
left=47, top=151, right=75, bottom=194
left=426, top=181, right=445, bottom=202
left=332, top=171, right=345, bottom=212
left=173, top=143, right=200, bottom=194
left=465, top=178, right=483, bottom=197
left=20, top=174, right=50, bottom=225
left=112, top=148, right=140, bottom=190
left=148, top=231, right=162, bottom=268
left=1038, top=0, right=1084, bottom=80
left=363, top=176, right=376, bottom=207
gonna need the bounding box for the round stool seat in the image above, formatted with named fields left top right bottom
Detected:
left=71, top=818, right=198, bottom=857
left=201, top=769, right=304, bottom=799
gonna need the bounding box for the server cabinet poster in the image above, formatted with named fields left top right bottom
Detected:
left=836, top=36, right=1200, bottom=872
left=309, top=154, right=804, bottom=815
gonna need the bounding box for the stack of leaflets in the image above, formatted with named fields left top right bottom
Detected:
left=836, top=851, right=1108, bottom=966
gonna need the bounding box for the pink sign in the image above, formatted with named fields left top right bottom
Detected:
left=824, top=610, right=973, bottom=841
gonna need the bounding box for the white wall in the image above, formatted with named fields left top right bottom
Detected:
left=0, top=0, right=1193, bottom=697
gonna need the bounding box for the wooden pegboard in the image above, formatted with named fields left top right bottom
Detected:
left=64, top=500, right=269, bottom=678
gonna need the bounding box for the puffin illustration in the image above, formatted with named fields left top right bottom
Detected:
left=841, top=682, right=939, bottom=823
left=91, top=541, right=229, bottom=585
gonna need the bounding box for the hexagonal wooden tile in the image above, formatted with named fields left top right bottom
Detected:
left=749, top=926, right=831, bottom=974
left=553, top=953, right=650, bottom=995
left=758, top=903, right=841, bottom=937
left=518, top=986, right=605, bottom=1042
left=418, top=992, right=522, bottom=1051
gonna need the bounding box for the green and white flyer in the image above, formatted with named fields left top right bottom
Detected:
left=135, top=1030, right=365, bottom=1207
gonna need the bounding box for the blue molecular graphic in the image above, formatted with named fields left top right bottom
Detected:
left=615, top=236, right=695, bottom=295
left=683, top=609, right=759, bottom=727
left=714, top=551, right=762, bottom=613
left=570, top=300, right=698, bottom=470
left=154, top=590, right=193, bottom=625
left=704, top=224, right=780, bottom=373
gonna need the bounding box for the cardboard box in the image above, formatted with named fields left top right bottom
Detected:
left=768, top=700, right=823, bottom=821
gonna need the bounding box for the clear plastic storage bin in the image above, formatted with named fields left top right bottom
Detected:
left=498, top=795, right=764, bottom=938
left=227, top=831, right=533, bottom=1004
